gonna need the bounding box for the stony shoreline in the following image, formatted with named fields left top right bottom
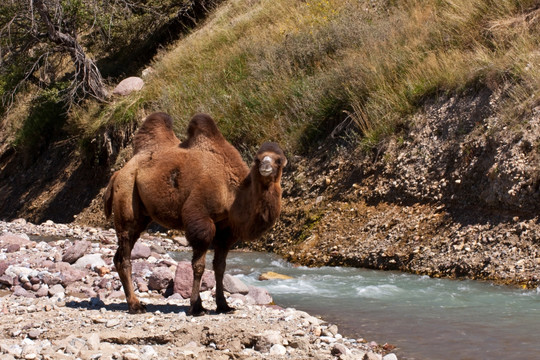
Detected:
left=0, top=219, right=395, bottom=360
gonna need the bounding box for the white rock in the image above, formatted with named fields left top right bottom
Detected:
left=85, top=333, right=100, bottom=350
left=383, top=354, right=398, bottom=360
left=74, top=254, right=106, bottom=270
left=269, top=344, right=287, bottom=356
left=106, top=319, right=120, bottom=328
left=140, top=345, right=158, bottom=360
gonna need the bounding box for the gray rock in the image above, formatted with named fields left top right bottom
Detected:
left=13, top=285, right=35, bottom=298
left=131, top=243, right=151, bottom=260
left=5, top=244, right=20, bottom=253
left=85, top=333, right=100, bottom=350
left=36, top=285, right=49, bottom=297
left=223, top=274, right=249, bottom=294
left=148, top=267, right=173, bottom=291
left=246, top=286, right=273, bottom=305
left=0, top=343, right=22, bottom=357
left=270, top=344, right=287, bottom=355
left=331, top=343, right=350, bottom=356
left=0, top=234, right=34, bottom=250
left=140, top=345, right=158, bottom=360
left=48, top=284, right=65, bottom=296
left=62, top=240, right=91, bottom=264
left=27, top=329, right=41, bottom=339
left=112, top=77, right=144, bottom=96
left=150, top=243, right=166, bottom=254
left=364, top=352, right=383, bottom=360
left=289, top=338, right=310, bottom=350
left=173, top=236, right=189, bottom=247
left=0, top=260, right=9, bottom=276
left=106, top=319, right=120, bottom=328
left=60, top=267, right=88, bottom=286
left=255, top=330, right=282, bottom=352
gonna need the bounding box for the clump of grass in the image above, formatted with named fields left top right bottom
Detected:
left=90, top=0, right=540, bottom=154
left=14, top=87, right=67, bottom=156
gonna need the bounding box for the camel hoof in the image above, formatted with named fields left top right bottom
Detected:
left=216, top=305, right=235, bottom=314
left=188, top=306, right=208, bottom=317
left=128, top=303, right=147, bottom=314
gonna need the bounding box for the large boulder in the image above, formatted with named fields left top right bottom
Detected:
left=62, top=240, right=91, bottom=264
left=173, top=261, right=215, bottom=298
left=246, top=286, right=273, bottom=305
left=0, top=234, right=34, bottom=250
left=50, top=262, right=88, bottom=286
left=223, top=274, right=249, bottom=294
left=148, top=267, right=173, bottom=291
left=112, top=77, right=144, bottom=96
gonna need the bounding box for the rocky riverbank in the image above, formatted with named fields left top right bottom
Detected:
left=252, top=91, right=540, bottom=289
left=0, top=220, right=395, bottom=360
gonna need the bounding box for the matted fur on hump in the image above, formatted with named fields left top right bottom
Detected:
left=133, top=112, right=180, bottom=154
left=180, top=113, right=225, bottom=149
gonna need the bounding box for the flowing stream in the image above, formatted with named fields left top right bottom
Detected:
left=172, top=250, right=540, bottom=360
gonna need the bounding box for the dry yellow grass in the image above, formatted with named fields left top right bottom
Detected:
left=82, top=0, right=540, bottom=153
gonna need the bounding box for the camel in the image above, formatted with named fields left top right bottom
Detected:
left=103, top=112, right=287, bottom=315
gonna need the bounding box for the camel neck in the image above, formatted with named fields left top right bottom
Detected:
left=230, top=171, right=282, bottom=241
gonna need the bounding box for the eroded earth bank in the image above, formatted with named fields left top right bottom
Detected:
left=251, top=90, right=540, bottom=289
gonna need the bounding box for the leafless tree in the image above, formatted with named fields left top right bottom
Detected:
left=0, top=0, right=220, bottom=110
left=0, top=0, right=111, bottom=108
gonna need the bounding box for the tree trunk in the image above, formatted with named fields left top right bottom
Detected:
left=33, top=0, right=108, bottom=101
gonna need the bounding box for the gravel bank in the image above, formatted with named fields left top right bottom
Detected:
left=0, top=220, right=394, bottom=360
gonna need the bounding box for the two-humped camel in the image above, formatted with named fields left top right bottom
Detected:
left=104, top=112, right=286, bottom=315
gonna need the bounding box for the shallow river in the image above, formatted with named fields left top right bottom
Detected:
left=172, top=250, right=540, bottom=360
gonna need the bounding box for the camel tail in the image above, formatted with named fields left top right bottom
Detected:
left=134, top=112, right=180, bottom=154
left=103, top=172, right=118, bottom=219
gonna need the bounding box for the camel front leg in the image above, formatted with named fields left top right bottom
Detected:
left=114, top=233, right=146, bottom=314
left=213, top=226, right=235, bottom=314
left=185, top=214, right=215, bottom=316
left=213, top=244, right=234, bottom=314
left=189, top=247, right=208, bottom=316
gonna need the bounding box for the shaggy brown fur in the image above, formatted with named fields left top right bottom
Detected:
left=104, top=112, right=286, bottom=315
left=133, top=112, right=180, bottom=155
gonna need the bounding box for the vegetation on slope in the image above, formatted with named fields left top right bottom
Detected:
left=3, top=0, right=540, bottom=158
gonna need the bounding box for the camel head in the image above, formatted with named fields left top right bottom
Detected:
left=254, top=142, right=287, bottom=181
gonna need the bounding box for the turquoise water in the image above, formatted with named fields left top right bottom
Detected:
left=171, top=251, right=540, bottom=360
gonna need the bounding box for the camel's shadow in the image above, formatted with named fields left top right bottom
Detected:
left=65, top=297, right=190, bottom=314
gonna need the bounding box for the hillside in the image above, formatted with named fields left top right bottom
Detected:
left=0, top=0, right=539, bottom=287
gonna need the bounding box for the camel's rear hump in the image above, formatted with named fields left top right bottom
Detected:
left=133, top=112, right=180, bottom=154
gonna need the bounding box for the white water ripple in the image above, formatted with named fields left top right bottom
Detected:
left=356, top=284, right=402, bottom=299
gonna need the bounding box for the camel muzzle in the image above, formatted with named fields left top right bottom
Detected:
left=259, top=156, right=273, bottom=177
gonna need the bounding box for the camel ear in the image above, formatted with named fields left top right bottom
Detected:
left=282, top=157, right=287, bottom=168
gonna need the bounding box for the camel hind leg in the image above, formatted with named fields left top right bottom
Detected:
left=111, top=176, right=151, bottom=314
left=114, top=218, right=150, bottom=314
